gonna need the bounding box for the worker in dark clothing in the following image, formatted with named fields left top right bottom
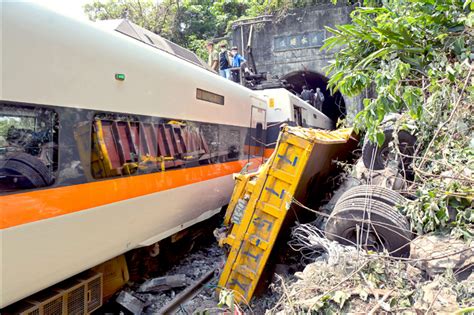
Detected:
left=300, top=85, right=314, bottom=104
left=218, top=43, right=232, bottom=80
left=314, top=87, right=325, bottom=111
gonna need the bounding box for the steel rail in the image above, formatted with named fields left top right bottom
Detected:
left=158, top=268, right=217, bottom=314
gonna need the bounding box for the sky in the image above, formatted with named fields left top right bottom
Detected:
left=29, top=0, right=93, bottom=20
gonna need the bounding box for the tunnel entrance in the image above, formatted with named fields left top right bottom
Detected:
left=282, top=71, right=346, bottom=123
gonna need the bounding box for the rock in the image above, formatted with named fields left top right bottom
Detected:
left=138, top=274, right=187, bottom=293
left=406, top=264, right=422, bottom=279
left=354, top=159, right=368, bottom=180
left=413, top=278, right=459, bottom=312
left=459, top=272, right=474, bottom=300
left=116, top=291, right=145, bottom=315
left=410, top=234, right=474, bottom=278
left=460, top=272, right=474, bottom=286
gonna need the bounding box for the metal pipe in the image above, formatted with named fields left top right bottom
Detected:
left=241, top=25, right=245, bottom=58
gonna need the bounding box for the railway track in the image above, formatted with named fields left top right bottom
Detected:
left=158, top=268, right=218, bottom=314
left=111, top=243, right=224, bottom=314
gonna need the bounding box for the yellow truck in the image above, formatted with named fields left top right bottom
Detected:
left=216, top=125, right=357, bottom=304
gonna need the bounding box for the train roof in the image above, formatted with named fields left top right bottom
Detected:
left=96, top=19, right=211, bottom=71
left=2, top=2, right=267, bottom=128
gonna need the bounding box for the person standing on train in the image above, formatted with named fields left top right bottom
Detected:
left=219, top=43, right=232, bottom=79
left=314, top=87, right=325, bottom=111
left=230, top=46, right=246, bottom=83
left=300, top=85, right=314, bottom=104
left=206, top=42, right=219, bottom=72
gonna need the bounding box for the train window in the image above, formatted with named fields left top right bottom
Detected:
left=91, top=114, right=213, bottom=179
left=90, top=114, right=143, bottom=179
left=196, top=88, right=224, bottom=105
left=0, top=104, right=58, bottom=191
left=226, top=129, right=241, bottom=161
left=256, top=122, right=263, bottom=141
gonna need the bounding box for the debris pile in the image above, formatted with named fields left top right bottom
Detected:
left=266, top=228, right=473, bottom=314
left=115, top=244, right=224, bottom=314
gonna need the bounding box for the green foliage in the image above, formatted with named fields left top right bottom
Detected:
left=84, top=0, right=329, bottom=59
left=210, top=0, right=248, bottom=33
left=401, top=109, right=474, bottom=238
left=323, top=0, right=472, bottom=139
left=245, top=0, right=329, bottom=17
left=324, top=0, right=473, bottom=238
left=186, top=35, right=208, bottom=60
left=0, top=117, right=35, bottom=138
left=218, top=288, right=235, bottom=309
left=84, top=0, right=167, bottom=34
left=403, top=186, right=473, bottom=238
left=84, top=0, right=224, bottom=58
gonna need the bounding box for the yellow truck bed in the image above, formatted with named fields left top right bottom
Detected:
left=217, top=125, right=357, bottom=304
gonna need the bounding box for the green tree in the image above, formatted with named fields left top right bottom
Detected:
left=83, top=0, right=328, bottom=58
left=323, top=0, right=473, bottom=141
left=244, top=0, right=332, bottom=18
left=84, top=0, right=180, bottom=42
left=323, top=0, right=473, bottom=237
left=83, top=0, right=251, bottom=58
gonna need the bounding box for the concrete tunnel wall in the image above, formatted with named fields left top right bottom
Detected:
left=232, top=2, right=363, bottom=123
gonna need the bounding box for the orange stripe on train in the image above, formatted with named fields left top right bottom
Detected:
left=0, top=159, right=261, bottom=229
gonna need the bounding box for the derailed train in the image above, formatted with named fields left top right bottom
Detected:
left=0, top=2, right=333, bottom=310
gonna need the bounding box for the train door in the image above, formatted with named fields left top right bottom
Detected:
left=248, top=106, right=266, bottom=161
left=293, top=105, right=303, bottom=126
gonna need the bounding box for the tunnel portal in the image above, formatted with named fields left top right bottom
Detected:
left=282, top=71, right=346, bottom=123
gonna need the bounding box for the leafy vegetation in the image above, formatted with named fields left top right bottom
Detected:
left=323, top=0, right=473, bottom=237
left=84, top=0, right=329, bottom=59
left=0, top=117, right=35, bottom=138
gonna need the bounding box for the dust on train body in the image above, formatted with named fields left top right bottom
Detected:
left=0, top=2, right=332, bottom=310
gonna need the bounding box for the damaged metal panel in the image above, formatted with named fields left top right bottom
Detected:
left=217, top=125, right=357, bottom=304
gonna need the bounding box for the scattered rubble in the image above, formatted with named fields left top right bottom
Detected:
left=114, top=244, right=224, bottom=314
left=410, top=234, right=473, bottom=279
left=257, top=225, right=473, bottom=314
left=137, top=274, right=187, bottom=293
left=116, top=291, right=146, bottom=315
left=228, top=160, right=471, bottom=314
left=413, top=277, right=459, bottom=313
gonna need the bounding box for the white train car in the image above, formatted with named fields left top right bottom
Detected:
left=0, top=2, right=267, bottom=309
left=255, top=88, right=334, bottom=157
